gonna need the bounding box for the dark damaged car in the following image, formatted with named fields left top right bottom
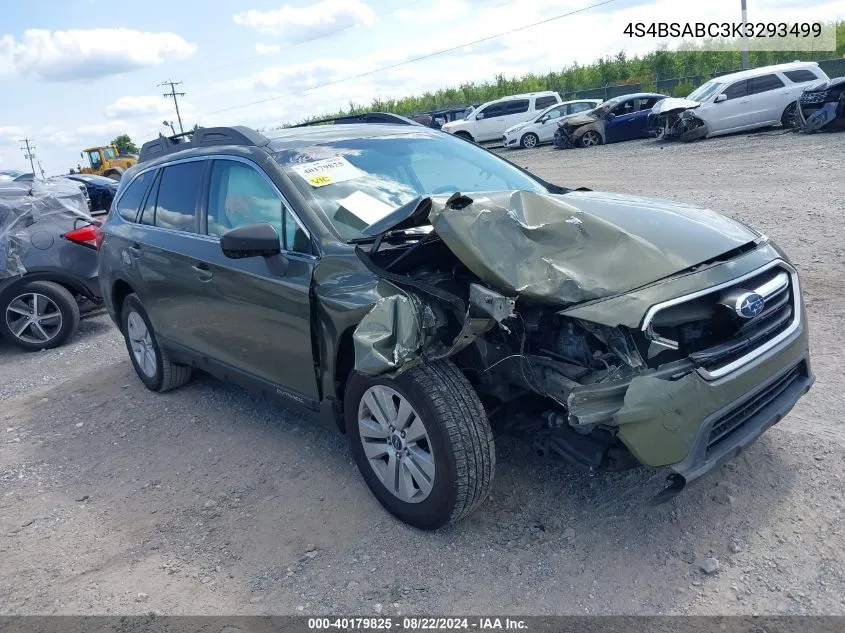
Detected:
left=797, top=76, right=845, bottom=133
left=98, top=125, right=813, bottom=529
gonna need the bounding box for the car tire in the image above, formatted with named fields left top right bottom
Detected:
left=120, top=293, right=191, bottom=392
left=520, top=132, right=539, bottom=149
left=453, top=131, right=475, bottom=143
left=580, top=130, right=603, bottom=147
left=1, top=280, right=80, bottom=351
left=781, top=102, right=798, bottom=129
left=346, top=359, right=495, bottom=530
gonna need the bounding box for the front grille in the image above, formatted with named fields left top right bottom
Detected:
left=800, top=91, right=828, bottom=105
left=706, top=362, right=805, bottom=455
left=645, top=264, right=797, bottom=375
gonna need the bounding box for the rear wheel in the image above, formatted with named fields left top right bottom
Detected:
left=781, top=102, right=798, bottom=129
left=346, top=360, right=495, bottom=529
left=120, top=294, right=191, bottom=392
left=520, top=132, right=539, bottom=149
left=580, top=130, right=603, bottom=147
left=1, top=281, right=80, bottom=351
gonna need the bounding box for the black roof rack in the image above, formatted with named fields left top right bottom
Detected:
left=138, top=126, right=271, bottom=163
left=290, top=112, right=423, bottom=128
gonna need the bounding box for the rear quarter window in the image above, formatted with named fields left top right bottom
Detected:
left=784, top=69, right=819, bottom=83
left=114, top=171, right=154, bottom=222
left=534, top=96, right=559, bottom=110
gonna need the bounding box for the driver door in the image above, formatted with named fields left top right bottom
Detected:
left=189, top=158, right=320, bottom=404
left=536, top=105, right=565, bottom=142
left=605, top=98, right=639, bottom=142
left=474, top=103, right=507, bottom=141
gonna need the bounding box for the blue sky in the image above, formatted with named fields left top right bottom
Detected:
left=1, top=0, right=841, bottom=174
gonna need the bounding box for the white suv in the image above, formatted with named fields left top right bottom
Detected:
left=683, top=61, right=829, bottom=136
left=441, top=92, right=562, bottom=142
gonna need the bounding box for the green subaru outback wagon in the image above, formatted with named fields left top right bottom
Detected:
left=98, top=124, right=813, bottom=529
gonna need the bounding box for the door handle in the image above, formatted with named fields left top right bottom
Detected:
left=192, top=263, right=213, bottom=282
left=127, top=244, right=142, bottom=258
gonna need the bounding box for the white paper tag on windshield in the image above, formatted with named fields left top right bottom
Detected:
left=291, top=156, right=364, bottom=187
left=337, top=190, right=394, bottom=225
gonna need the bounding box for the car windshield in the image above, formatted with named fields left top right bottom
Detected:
left=687, top=82, right=724, bottom=101
left=274, top=132, right=547, bottom=240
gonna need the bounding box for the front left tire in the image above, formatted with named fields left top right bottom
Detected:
left=520, top=132, right=539, bottom=148
left=345, top=359, right=495, bottom=530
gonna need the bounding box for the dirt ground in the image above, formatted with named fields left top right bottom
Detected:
left=1, top=130, right=843, bottom=616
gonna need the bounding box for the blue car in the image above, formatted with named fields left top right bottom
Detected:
left=555, top=93, right=669, bottom=148
left=64, top=173, right=119, bottom=213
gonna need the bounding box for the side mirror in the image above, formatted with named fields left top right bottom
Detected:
left=476, top=112, right=485, bottom=120
left=715, top=93, right=728, bottom=103
left=220, top=223, right=282, bottom=260
left=606, top=112, right=616, bottom=119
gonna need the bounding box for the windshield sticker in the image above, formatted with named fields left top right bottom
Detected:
left=291, top=156, right=364, bottom=187
left=337, top=190, right=395, bottom=225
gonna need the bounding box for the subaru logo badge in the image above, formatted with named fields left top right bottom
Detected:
left=735, top=292, right=765, bottom=319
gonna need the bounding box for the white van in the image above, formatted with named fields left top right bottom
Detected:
left=441, top=92, right=562, bottom=142
left=682, top=61, right=829, bottom=136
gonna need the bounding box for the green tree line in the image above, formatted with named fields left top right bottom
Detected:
left=284, top=20, right=843, bottom=125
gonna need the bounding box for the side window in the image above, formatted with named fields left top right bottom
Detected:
left=784, top=69, right=819, bottom=83
left=152, top=161, right=204, bottom=232
left=505, top=99, right=530, bottom=115
left=534, top=96, right=558, bottom=110
left=115, top=171, right=154, bottom=222
left=569, top=102, right=593, bottom=114
left=543, top=107, right=563, bottom=119
left=207, top=160, right=310, bottom=254
left=722, top=80, right=748, bottom=100
left=748, top=73, right=786, bottom=94
left=139, top=170, right=160, bottom=226
left=639, top=97, right=661, bottom=109
left=479, top=103, right=505, bottom=118
left=611, top=99, right=636, bottom=115
left=88, top=151, right=102, bottom=168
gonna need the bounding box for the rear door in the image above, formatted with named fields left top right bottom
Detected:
left=500, top=99, right=532, bottom=132
left=710, top=80, right=752, bottom=132
left=747, top=73, right=788, bottom=124
left=191, top=157, right=320, bottom=402
left=133, top=159, right=209, bottom=353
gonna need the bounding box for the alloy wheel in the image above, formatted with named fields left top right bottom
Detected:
left=5, top=293, right=63, bottom=345
left=522, top=133, right=538, bottom=148
left=357, top=385, right=436, bottom=504
left=127, top=311, right=157, bottom=378
left=582, top=131, right=601, bottom=147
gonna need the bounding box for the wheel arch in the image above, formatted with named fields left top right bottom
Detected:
left=110, top=278, right=135, bottom=325
left=0, top=271, right=97, bottom=303
left=332, top=325, right=358, bottom=432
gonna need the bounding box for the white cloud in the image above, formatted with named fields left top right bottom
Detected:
left=233, top=0, right=377, bottom=42
left=255, top=43, right=281, bottom=55
left=105, top=95, right=173, bottom=118
left=0, top=28, right=196, bottom=82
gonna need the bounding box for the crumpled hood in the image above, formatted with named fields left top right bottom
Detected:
left=651, top=97, right=701, bottom=116
left=561, top=112, right=598, bottom=127
left=426, top=190, right=759, bottom=305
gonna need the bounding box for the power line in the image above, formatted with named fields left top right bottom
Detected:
left=19, top=138, right=37, bottom=177
left=160, top=80, right=186, bottom=134
left=200, top=0, right=617, bottom=118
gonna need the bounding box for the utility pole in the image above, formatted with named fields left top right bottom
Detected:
left=740, top=0, right=750, bottom=70
left=36, top=160, right=46, bottom=179
left=160, top=80, right=185, bottom=134
left=19, top=138, right=37, bottom=177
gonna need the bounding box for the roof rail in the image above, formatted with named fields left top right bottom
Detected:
left=138, top=126, right=271, bottom=163
left=289, top=112, right=424, bottom=128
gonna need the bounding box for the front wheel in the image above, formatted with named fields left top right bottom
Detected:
left=346, top=360, right=495, bottom=530
left=580, top=130, right=603, bottom=147
left=520, top=132, right=539, bottom=149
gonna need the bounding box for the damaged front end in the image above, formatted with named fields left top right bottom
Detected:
left=797, top=77, right=845, bottom=133
left=350, top=190, right=813, bottom=502
left=648, top=98, right=708, bottom=142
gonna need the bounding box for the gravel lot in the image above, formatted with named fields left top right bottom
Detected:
left=1, top=130, right=843, bottom=616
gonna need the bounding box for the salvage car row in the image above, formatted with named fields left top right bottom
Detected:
left=434, top=61, right=843, bottom=150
